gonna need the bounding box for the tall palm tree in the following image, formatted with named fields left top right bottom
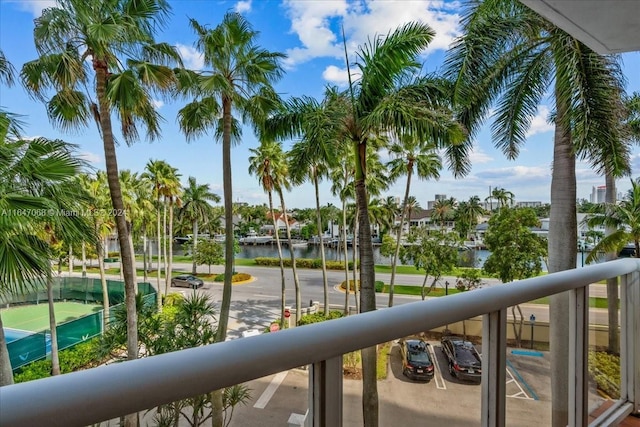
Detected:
left=20, top=0, right=182, bottom=385
left=132, top=175, right=155, bottom=283
left=248, top=139, right=290, bottom=325
left=176, top=13, right=284, bottom=347
left=180, top=177, right=220, bottom=274
left=143, top=159, right=172, bottom=308
left=489, top=187, right=515, bottom=209
left=445, top=1, right=628, bottom=424
left=81, top=171, right=114, bottom=329
left=162, top=167, right=182, bottom=295
left=340, top=23, right=467, bottom=426
left=386, top=134, right=442, bottom=306
left=455, top=195, right=485, bottom=240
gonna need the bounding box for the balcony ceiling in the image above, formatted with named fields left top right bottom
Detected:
left=520, top=0, right=640, bottom=54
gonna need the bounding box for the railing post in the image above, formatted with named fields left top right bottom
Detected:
left=569, top=286, right=589, bottom=426
left=621, top=272, right=640, bottom=416
left=308, top=356, right=343, bottom=427
left=481, top=309, right=507, bottom=427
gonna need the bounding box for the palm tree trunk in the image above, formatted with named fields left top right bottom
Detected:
left=94, top=59, right=138, bottom=427
left=342, top=198, right=350, bottom=315
left=68, top=245, right=73, bottom=276
left=548, top=90, right=576, bottom=427
left=269, top=191, right=287, bottom=325
left=142, top=232, right=148, bottom=283
left=156, top=198, right=162, bottom=310
left=604, top=172, right=620, bottom=353
left=279, top=191, right=301, bottom=325
left=192, top=219, right=199, bottom=275
left=355, top=157, right=378, bottom=426
left=352, top=210, right=360, bottom=313
left=389, top=169, right=412, bottom=307
left=162, top=200, right=168, bottom=295
left=81, top=242, right=86, bottom=277
left=47, top=274, right=60, bottom=376
left=313, top=170, right=329, bottom=315
left=0, top=314, right=13, bottom=386
left=166, top=200, right=174, bottom=294
left=216, top=95, right=234, bottom=343
left=97, top=240, right=110, bottom=330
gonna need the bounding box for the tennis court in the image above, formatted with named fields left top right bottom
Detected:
left=0, top=302, right=103, bottom=332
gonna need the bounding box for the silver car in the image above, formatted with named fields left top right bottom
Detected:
left=170, top=274, right=204, bottom=289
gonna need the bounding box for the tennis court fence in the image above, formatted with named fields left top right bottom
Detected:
left=3, top=277, right=157, bottom=371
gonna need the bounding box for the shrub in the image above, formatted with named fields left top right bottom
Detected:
left=298, top=310, right=344, bottom=326
left=375, top=281, right=385, bottom=292
left=253, top=257, right=352, bottom=270
left=14, top=338, right=104, bottom=383
left=107, top=251, right=120, bottom=258
left=588, top=351, right=620, bottom=398
left=213, top=272, right=252, bottom=282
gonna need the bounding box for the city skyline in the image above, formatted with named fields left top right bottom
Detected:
left=1, top=0, right=639, bottom=210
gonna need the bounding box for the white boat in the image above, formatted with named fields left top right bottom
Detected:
left=239, top=230, right=273, bottom=245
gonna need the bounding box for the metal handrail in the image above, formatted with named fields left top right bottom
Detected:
left=1, top=258, right=639, bottom=426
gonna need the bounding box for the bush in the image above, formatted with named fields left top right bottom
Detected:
left=107, top=251, right=120, bottom=258
left=375, top=281, right=384, bottom=292
left=213, top=272, right=251, bottom=282
left=298, top=310, right=344, bottom=326
left=588, top=351, right=620, bottom=398
left=14, top=338, right=104, bottom=383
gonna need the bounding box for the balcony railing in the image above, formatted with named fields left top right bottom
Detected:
left=1, top=258, right=639, bottom=426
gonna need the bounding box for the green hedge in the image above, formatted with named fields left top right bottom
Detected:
left=298, top=310, right=344, bottom=326
left=213, top=272, right=252, bottom=282
left=254, top=257, right=353, bottom=270
left=14, top=338, right=105, bottom=383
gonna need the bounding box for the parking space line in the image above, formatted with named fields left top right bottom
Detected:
left=254, top=371, right=288, bottom=409
left=506, top=359, right=538, bottom=400
left=429, top=345, right=447, bottom=390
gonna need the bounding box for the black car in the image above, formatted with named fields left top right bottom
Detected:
left=170, top=274, right=204, bottom=289
left=440, top=335, right=482, bottom=383
left=399, top=339, right=435, bottom=381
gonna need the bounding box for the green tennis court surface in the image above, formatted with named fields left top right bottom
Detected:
left=0, top=302, right=102, bottom=332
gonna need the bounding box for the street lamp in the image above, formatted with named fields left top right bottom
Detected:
left=529, top=314, right=536, bottom=349
left=579, top=243, right=585, bottom=267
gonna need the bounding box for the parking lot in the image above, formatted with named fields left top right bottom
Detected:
left=228, top=340, right=554, bottom=427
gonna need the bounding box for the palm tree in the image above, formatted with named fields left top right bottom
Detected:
left=81, top=171, right=114, bottom=329
left=339, top=23, right=467, bottom=426
left=445, top=2, right=629, bottom=424
left=490, top=187, right=515, bottom=209
left=143, top=159, right=172, bottom=309
left=162, top=167, right=182, bottom=295
left=180, top=177, right=220, bottom=274
left=586, top=179, right=640, bottom=260
left=248, top=139, right=290, bottom=325
left=432, top=198, right=456, bottom=228
left=455, top=195, right=485, bottom=240
left=21, top=0, right=182, bottom=385
left=386, top=134, right=441, bottom=306
left=1, top=135, right=94, bottom=384
left=177, top=13, right=284, bottom=348
left=132, top=176, right=155, bottom=283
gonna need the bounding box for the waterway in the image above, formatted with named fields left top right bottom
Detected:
left=126, top=240, right=589, bottom=271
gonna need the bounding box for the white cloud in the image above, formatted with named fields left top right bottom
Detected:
left=282, top=0, right=461, bottom=69
left=176, top=43, right=204, bottom=70
left=152, top=99, right=164, bottom=109
left=79, top=151, right=102, bottom=164
left=235, top=0, right=252, bottom=13
left=322, top=65, right=350, bottom=86
left=468, top=143, right=493, bottom=164
left=15, top=0, right=57, bottom=17
left=526, top=105, right=554, bottom=137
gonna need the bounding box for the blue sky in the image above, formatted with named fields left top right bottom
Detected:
left=1, top=0, right=639, bottom=209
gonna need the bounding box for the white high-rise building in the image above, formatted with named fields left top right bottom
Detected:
left=591, top=185, right=606, bottom=203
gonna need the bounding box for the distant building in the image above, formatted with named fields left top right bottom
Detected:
left=591, top=185, right=606, bottom=203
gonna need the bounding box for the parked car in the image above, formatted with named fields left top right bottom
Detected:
left=170, top=274, right=204, bottom=289
left=440, top=335, right=482, bottom=383
left=399, top=339, right=434, bottom=381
